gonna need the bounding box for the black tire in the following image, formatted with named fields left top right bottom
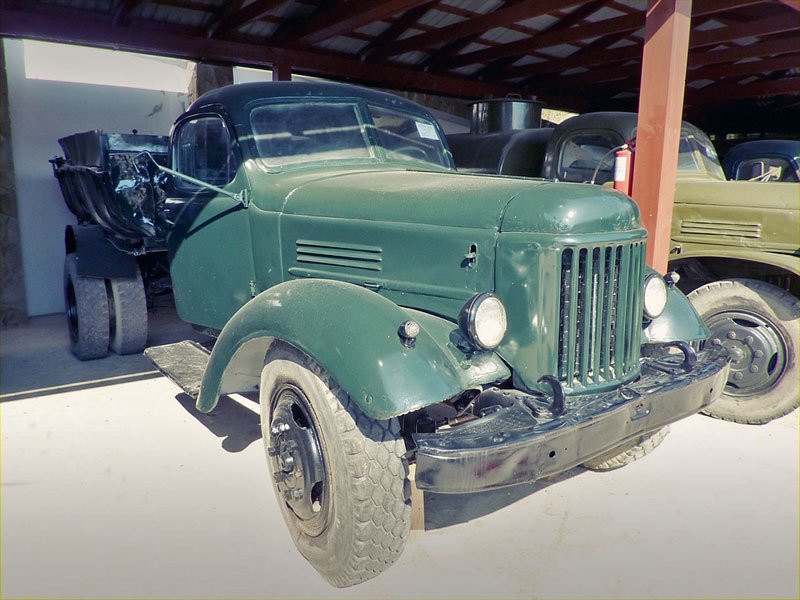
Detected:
left=259, top=344, right=411, bottom=587
left=63, top=254, right=109, bottom=360
left=582, top=427, right=669, bottom=471
left=107, top=266, right=148, bottom=355
left=688, top=279, right=799, bottom=424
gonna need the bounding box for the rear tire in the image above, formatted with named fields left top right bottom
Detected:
left=260, top=343, right=411, bottom=587
left=688, top=279, right=798, bottom=424
left=63, top=254, right=109, bottom=360
left=108, top=265, right=148, bottom=355
left=582, top=427, right=669, bottom=471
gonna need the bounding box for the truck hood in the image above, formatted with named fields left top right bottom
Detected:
left=675, top=178, right=800, bottom=210
left=275, top=167, right=641, bottom=234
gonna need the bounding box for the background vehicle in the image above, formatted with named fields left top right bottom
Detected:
left=449, top=107, right=799, bottom=425
left=51, top=131, right=173, bottom=359
left=53, top=82, right=727, bottom=586
left=722, top=139, right=800, bottom=182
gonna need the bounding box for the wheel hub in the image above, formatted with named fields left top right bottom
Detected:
left=267, top=387, right=327, bottom=529
left=707, top=309, right=787, bottom=397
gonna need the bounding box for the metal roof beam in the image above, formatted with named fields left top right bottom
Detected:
left=359, top=1, right=439, bottom=58
left=433, top=0, right=608, bottom=75
left=0, top=7, right=520, bottom=100
left=210, top=0, right=290, bottom=37
left=686, top=76, right=800, bottom=104
left=281, top=0, right=436, bottom=46
left=442, top=0, right=774, bottom=73
left=497, top=11, right=800, bottom=82
left=112, top=0, right=141, bottom=26
left=370, top=0, right=586, bottom=61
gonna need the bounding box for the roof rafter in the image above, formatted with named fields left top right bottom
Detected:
left=359, top=0, right=439, bottom=58
left=497, top=12, right=800, bottom=83
left=278, top=0, right=436, bottom=46
left=112, top=0, right=141, bottom=26
left=686, top=76, right=800, bottom=104
left=210, top=0, right=290, bottom=38
left=370, top=0, right=586, bottom=61
left=463, top=0, right=611, bottom=78
left=442, top=0, right=773, bottom=73
left=0, top=6, right=519, bottom=100
left=534, top=52, right=800, bottom=95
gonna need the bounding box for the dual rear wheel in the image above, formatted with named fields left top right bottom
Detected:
left=63, top=254, right=148, bottom=360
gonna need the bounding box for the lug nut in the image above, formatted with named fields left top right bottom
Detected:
left=754, top=350, right=764, bottom=358
left=745, top=336, right=754, bottom=344
left=727, top=331, right=737, bottom=339
left=734, top=372, right=744, bottom=380
left=750, top=365, right=759, bottom=373
left=292, top=489, right=303, bottom=500
left=712, top=338, right=722, bottom=346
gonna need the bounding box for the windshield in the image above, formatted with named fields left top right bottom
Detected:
left=249, top=102, right=372, bottom=167
left=366, top=105, right=451, bottom=168
left=677, top=133, right=725, bottom=179
left=249, top=101, right=451, bottom=169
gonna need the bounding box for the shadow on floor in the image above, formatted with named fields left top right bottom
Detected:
left=0, top=305, right=210, bottom=401
left=422, top=467, right=585, bottom=530
left=175, top=392, right=262, bottom=453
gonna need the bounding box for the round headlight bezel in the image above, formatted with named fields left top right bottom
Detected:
left=458, top=292, right=508, bottom=351
left=643, top=272, right=668, bottom=320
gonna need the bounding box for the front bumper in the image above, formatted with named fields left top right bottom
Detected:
left=413, top=346, right=730, bottom=493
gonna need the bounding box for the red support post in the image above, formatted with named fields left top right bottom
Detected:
left=631, top=0, right=692, bottom=273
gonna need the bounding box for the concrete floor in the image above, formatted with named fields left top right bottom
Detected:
left=1, top=309, right=798, bottom=599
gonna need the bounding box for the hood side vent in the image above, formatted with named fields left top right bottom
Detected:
left=679, top=219, right=761, bottom=239
left=296, top=239, right=383, bottom=271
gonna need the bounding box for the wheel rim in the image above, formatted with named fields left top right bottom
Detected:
left=268, top=384, right=329, bottom=537
left=703, top=309, right=788, bottom=397
left=65, top=279, right=79, bottom=344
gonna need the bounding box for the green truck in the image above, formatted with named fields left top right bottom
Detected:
left=450, top=109, right=799, bottom=425
left=53, top=83, right=729, bottom=586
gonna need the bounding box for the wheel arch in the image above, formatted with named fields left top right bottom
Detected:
left=670, top=252, right=800, bottom=296
left=196, top=279, right=510, bottom=419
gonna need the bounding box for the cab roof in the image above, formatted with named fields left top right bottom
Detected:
left=185, top=81, right=434, bottom=121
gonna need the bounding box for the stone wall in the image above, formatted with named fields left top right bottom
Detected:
left=0, top=44, right=28, bottom=325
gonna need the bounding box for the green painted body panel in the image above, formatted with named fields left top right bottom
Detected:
left=672, top=176, right=800, bottom=265
left=642, top=282, right=709, bottom=343
left=168, top=167, right=256, bottom=329
left=163, top=83, right=710, bottom=418
left=196, top=279, right=510, bottom=419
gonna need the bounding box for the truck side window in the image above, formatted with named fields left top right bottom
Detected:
left=558, top=133, right=618, bottom=184
left=174, top=116, right=236, bottom=186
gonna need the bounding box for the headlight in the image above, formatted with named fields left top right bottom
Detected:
left=643, top=273, right=668, bottom=320
left=458, top=292, right=507, bottom=350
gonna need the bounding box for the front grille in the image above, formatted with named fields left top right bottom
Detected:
left=557, top=240, right=645, bottom=389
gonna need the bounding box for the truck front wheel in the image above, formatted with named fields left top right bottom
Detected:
left=259, top=344, right=411, bottom=587
left=688, top=279, right=799, bottom=424
left=64, top=254, right=109, bottom=360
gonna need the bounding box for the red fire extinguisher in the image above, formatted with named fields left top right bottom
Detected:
left=614, top=141, right=635, bottom=196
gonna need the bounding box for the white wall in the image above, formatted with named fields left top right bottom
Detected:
left=4, top=39, right=189, bottom=316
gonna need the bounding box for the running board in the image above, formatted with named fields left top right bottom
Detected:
left=144, top=340, right=211, bottom=398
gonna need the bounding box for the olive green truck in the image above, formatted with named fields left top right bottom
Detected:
left=52, top=83, right=729, bottom=586
left=450, top=109, right=799, bottom=426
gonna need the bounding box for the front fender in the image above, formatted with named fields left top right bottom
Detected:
left=642, top=284, right=709, bottom=343
left=196, top=279, right=510, bottom=419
